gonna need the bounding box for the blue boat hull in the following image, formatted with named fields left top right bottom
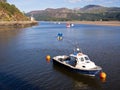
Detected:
left=53, top=59, right=101, bottom=76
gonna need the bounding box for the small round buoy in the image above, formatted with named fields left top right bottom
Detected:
left=46, top=55, right=51, bottom=60
left=46, top=55, right=51, bottom=62
left=100, top=72, right=107, bottom=79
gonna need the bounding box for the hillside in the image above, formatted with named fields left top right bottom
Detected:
left=27, top=5, right=120, bottom=21
left=0, top=0, right=6, bottom=2
left=0, top=2, right=30, bottom=21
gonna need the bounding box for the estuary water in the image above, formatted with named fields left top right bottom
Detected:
left=0, top=21, right=120, bottom=90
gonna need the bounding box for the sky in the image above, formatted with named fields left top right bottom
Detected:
left=7, top=0, right=120, bottom=12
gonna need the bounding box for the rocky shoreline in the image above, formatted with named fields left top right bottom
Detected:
left=0, top=21, right=38, bottom=27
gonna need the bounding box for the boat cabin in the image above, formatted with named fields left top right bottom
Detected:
left=69, top=53, right=96, bottom=69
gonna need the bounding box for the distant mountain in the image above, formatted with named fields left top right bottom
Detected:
left=27, top=5, right=120, bottom=21
left=80, top=5, right=120, bottom=13
left=81, top=5, right=103, bottom=10
left=80, top=5, right=106, bottom=13
left=27, top=8, right=73, bottom=21
left=0, top=2, right=30, bottom=21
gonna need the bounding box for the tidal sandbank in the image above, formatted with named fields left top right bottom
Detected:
left=67, top=21, right=120, bottom=26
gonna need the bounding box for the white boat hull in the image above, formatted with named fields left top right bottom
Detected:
left=53, top=56, right=102, bottom=76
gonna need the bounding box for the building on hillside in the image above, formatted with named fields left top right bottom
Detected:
left=30, top=14, right=35, bottom=21
left=31, top=16, right=35, bottom=21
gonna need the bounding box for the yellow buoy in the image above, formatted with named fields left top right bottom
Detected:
left=100, top=72, right=107, bottom=79
left=46, top=55, right=51, bottom=62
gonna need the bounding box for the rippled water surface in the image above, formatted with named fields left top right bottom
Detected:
left=0, top=22, right=120, bottom=90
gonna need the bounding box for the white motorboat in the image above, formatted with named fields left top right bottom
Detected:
left=52, top=48, right=102, bottom=76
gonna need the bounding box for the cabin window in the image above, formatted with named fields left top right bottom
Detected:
left=82, top=66, right=86, bottom=68
left=85, top=57, right=89, bottom=60
left=81, top=57, right=84, bottom=61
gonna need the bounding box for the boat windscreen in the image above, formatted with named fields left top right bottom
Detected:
left=85, top=57, right=89, bottom=60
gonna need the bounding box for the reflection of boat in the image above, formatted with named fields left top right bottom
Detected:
left=52, top=48, right=102, bottom=76
left=53, top=64, right=101, bottom=89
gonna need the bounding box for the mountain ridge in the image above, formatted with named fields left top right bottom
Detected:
left=28, top=5, right=120, bottom=13
left=27, top=5, right=120, bottom=21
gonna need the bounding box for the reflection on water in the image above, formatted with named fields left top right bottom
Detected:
left=0, top=27, right=22, bottom=46
left=53, top=64, right=101, bottom=90
left=0, top=72, right=41, bottom=90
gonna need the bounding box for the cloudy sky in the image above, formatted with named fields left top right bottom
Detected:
left=7, top=0, right=120, bottom=12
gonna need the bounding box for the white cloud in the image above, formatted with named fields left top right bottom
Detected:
left=67, top=0, right=82, bottom=3
left=67, top=0, right=93, bottom=3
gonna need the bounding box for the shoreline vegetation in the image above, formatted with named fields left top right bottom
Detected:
left=0, top=21, right=38, bottom=27
left=66, top=21, right=120, bottom=26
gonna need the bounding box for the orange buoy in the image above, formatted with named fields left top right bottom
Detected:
left=100, top=72, right=107, bottom=79
left=46, top=55, right=51, bottom=62
left=100, top=78, right=106, bottom=83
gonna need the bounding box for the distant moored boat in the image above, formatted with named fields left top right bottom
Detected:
left=66, top=23, right=70, bottom=28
